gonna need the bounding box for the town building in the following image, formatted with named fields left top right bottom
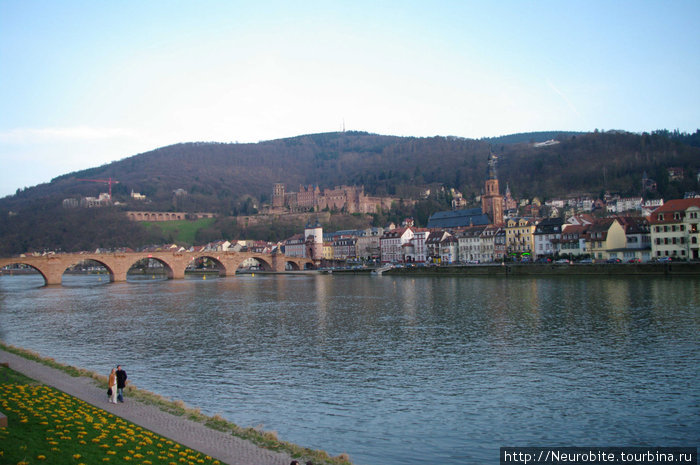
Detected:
left=616, top=216, right=652, bottom=262
left=403, top=229, right=430, bottom=263
left=534, top=217, right=564, bottom=258
left=649, top=198, right=700, bottom=260
left=585, top=218, right=626, bottom=261
left=503, top=184, right=518, bottom=214
left=440, top=235, right=459, bottom=264
left=284, top=234, right=306, bottom=258
left=608, top=197, right=643, bottom=213
left=380, top=227, right=415, bottom=264
left=355, top=227, right=384, bottom=261
left=426, top=231, right=450, bottom=264
left=426, top=208, right=490, bottom=229
left=481, top=226, right=500, bottom=263
left=457, top=226, right=487, bottom=263
left=505, top=218, right=537, bottom=259
left=555, top=224, right=588, bottom=258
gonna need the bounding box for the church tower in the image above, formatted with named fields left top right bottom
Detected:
left=481, top=150, right=504, bottom=226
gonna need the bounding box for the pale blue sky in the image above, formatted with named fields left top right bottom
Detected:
left=1, top=1, right=698, bottom=198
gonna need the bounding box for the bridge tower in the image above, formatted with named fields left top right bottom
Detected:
left=305, top=219, right=323, bottom=264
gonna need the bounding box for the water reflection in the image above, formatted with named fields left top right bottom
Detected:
left=0, top=274, right=698, bottom=465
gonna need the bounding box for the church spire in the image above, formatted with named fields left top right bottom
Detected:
left=487, top=147, right=498, bottom=180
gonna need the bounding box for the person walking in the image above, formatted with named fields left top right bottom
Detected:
left=116, top=365, right=128, bottom=402
left=108, top=367, right=118, bottom=403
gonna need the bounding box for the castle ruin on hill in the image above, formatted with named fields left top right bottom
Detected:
left=272, top=183, right=401, bottom=214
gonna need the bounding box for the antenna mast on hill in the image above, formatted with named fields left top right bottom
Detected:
left=77, top=177, right=120, bottom=200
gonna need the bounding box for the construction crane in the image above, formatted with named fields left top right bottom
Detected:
left=77, top=177, right=120, bottom=200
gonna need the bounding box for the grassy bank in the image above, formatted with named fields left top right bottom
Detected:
left=142, top=218, right=216, bottom=245
left=0, top=342, right=352, bottom=465
left=0, top=364, right=223, bottom=465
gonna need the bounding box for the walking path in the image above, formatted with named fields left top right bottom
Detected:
left=0, top=348, right=292, bottom=465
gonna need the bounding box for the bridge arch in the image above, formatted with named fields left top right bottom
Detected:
left=186, top=254, right=230, bottom=277
left=0, top=260, right=50, bottom=286
left=60, top=258, right=117, bottom=285
left=126, top=256, right=175, bottom=280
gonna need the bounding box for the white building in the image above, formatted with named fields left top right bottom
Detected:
left=649, top=199, right=700, bottom=260
left=457, top=226, right=486, bottom=263
left=534, top=218, right=564, bottom=258
left=380, top=227, right=415, bottom=263
left=403, top=229, right=430, bottom=263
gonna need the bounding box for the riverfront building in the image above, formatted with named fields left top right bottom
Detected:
left=649, top=198, right=700, bottom=260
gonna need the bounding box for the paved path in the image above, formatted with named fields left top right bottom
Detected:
left=0, top=348, right=292, bottom=465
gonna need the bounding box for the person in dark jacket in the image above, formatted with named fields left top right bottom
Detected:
left=116, top=365, right=128, bottom=402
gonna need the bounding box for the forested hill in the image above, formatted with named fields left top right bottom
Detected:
left=0, top=129, right=699, bottom=255
left=5, top=129, right=700, bottom=213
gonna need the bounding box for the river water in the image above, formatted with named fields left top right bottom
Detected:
left=0, top=273, right=698, bottom=464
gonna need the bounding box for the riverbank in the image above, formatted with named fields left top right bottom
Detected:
left=0, top=342, right=352, bottom=465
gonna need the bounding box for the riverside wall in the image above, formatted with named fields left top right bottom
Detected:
left=383, top=262, right=700, bottom=277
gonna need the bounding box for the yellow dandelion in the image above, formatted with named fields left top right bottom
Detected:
left=73, top=454, right=82, bottom=459
left=37, top=455, right=47, bottom=460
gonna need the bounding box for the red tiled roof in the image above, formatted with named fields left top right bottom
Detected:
left=649, top=198, right=700, bottom=224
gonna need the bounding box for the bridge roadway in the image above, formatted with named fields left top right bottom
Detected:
left=0, top=251, right=314, bottom=286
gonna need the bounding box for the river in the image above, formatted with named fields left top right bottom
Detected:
left=0, top=273, right=698, bottom=464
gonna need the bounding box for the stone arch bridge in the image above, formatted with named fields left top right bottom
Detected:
left=0, top=251, right=314, bottom=286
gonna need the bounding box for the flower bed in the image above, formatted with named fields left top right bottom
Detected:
left=0, top=365, right=221, bottom=465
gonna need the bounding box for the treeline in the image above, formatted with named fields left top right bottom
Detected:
left=0, top=201, right=162, bottom=256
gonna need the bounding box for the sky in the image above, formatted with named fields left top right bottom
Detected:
left=1, top=1, right=699, bottom=199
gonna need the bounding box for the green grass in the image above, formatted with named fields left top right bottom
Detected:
left=0, top=343, right=353, bottom=465
left=142, top=218, right=216, bottom=245
left=0, top=365, right=223, bottom=465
